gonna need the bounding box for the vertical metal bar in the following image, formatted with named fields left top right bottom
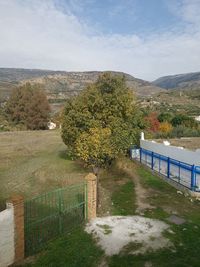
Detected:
left=140, top=148, right=142, bottom=163
left=167, top=157, right=170, bottom=178
left=151, top=151, right=154, bottom=170
left=158, top=155, right=160, bottom=173
left=191, top=165, right=196, bottom=191
left=179, top=161, right=181, bottom=184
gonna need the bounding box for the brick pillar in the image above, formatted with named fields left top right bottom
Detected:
left=85, top=173, right=97, bottom=220
left=10, top=195, right=24, bottom=263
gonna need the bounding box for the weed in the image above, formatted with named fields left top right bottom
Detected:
left=96, top=224, right=113, bottom=235
left=121, top=242, right=143, bottom=254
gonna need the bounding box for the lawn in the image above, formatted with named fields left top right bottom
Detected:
left=20, top=227, right=104, bottom=267
left=107, top=160, right=200, bottom=267
left=0, top=130, right=87, bottom=203
left=19, top=157, right=200, bottom=267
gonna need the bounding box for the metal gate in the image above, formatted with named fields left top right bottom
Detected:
left=24, top=182, right=87, bottom=256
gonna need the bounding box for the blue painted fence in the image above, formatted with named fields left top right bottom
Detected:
left=131, top=147, right=200, bottom=192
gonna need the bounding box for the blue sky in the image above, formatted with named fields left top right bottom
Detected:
left=0, top=0, right=200, bottom=80
left=58, top=0, right=182, bottom=35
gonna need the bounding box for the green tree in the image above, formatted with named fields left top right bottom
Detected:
left=171, top=114, right=198, bottom=128
left=75, top=128, right=113, bottom=171
left=62, top=73, right=143, bottom=168
left=6, top=83, right=50, bottom=130
left=158, top=112, right=173, bottom=123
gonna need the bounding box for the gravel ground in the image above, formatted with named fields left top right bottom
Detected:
left=85, top=216, right=173, bottom=256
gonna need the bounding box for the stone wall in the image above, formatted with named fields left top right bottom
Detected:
left=0, top=204, right=15, bottom=267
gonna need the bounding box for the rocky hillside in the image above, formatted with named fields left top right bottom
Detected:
left=0, top=68, right=164, bottom=106
left=153, top=71, right=200, bottom=90
left=0, top=68, right=65, bottom=102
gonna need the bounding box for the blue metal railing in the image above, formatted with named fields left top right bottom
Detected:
left=131, top=147, right=200, bottom=192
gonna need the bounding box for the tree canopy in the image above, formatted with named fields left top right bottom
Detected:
left=61, top=73, right=144, bottom=168
left=6, top=83, right=50, bottom=130
left=157, top=112, right=173, bottom=123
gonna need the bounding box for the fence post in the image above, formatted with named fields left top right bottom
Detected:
left=85, top=173, right=97, bottom=220
left=159, top=155, right=161, bottom=173
left=151, top=152, right=154, bottom=170
left=191, top=165, right=196, bottom=191
left=167, top=157, right=170, bottom=178
left=9, top=195, right=24, bottom=263
left=140, top=148, right=142, bottom=163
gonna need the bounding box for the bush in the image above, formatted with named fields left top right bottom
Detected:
left=170, top=125, right=200, bottom=138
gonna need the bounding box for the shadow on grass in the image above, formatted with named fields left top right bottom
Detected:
left=18, top=227, right=104, bottom=267
left=58, top=150, right=73, bottom=160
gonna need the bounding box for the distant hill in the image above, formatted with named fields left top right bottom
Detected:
left=153, top=71, right=200, bottom=90
left=0, top=68, right=67, bottom=82
left=0, top=68, right=66, bottom=103
left=141, top=71, right=200, bottom=116
left=0, top=68, right=164, bottom=113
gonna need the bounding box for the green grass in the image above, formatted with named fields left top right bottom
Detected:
left=98, top=159, right=136, bottom=216
left=6, top=151, right=200, bottom=267
left=20, top=227, right=104, bottom=267
left=137, top=165, right=200, bottom=222
left=96, top=224, right=113, bottom=235
left=108, top=162, right=200, bottom=267
left=111, top=181, right=135, bottom=215
left=137, top=167, right=171, bottom=191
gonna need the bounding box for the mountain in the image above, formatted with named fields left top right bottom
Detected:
left=153, top=71, right=200, bottom=90
left=145, top=72, right=200, bottom=116
left=0, top=68, right=164, bottom=113
left=0, top=68, right=66, bottom=101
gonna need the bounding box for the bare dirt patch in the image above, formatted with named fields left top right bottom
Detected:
left=167, top=215, right=186, bottom=225
left=86, top=216, right=173, bottom=256
left=98, top=183, right=112, bottom=217
left=123, top=163, right=154, bottom=214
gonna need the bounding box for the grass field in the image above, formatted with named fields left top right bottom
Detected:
left=19, top=158, right=200, bottom=267
left=1, top=130, right=200, bottom=266
left=0, top=130, right=87, bottom=203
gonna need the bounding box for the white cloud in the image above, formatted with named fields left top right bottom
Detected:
left=0, top=0, right=200, bottom=80
left=172, top=0, right=200, bottom=26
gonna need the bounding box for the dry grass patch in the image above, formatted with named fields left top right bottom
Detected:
left=0, top=130, right=87, bottom=201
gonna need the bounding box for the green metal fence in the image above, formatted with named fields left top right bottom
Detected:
left=24, top=182, right=87, bottom=256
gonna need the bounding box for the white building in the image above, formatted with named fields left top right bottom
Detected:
left=195, top=115, right=200, bottom=122
left=47, top=121, right=56, bottom=130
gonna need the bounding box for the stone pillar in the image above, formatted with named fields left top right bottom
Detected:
left=10, top=195, right=24, bottom=263
left=85, top=173, right=97, bottom=220
left=141, top=132, right=145, bottom=140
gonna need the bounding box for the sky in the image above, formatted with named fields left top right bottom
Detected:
left=0, top=0, right=200, bottom=81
